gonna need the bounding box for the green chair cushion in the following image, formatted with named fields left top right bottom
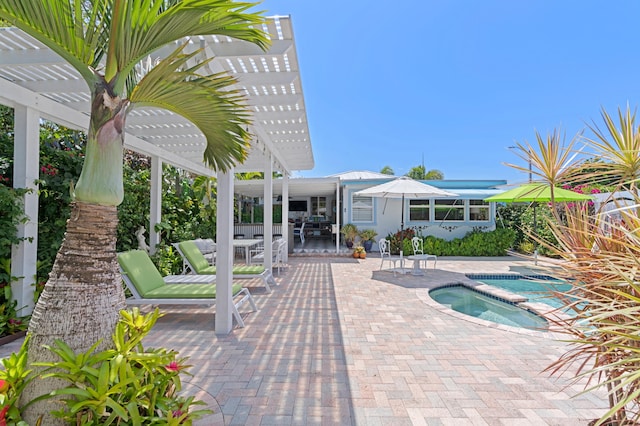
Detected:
left=144, top=283, right=243, bottom=299
left=204, top=265, right=265, bottom=275
left=118, top=250, right=166, bottom=297
left=231, top=265, right=266, bottom=275
left=178, top=240, right=211, bottom=273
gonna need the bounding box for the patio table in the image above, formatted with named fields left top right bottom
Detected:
left=407, top=254, right=429, bottom=276
left=233, top=239, right=264, bottom=265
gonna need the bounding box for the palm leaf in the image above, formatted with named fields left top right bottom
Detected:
left=505, top=129, right=583, bottom=187
left=0, top=0, right=109, bottom=83
left=130, top=45, right=251, bottom=171
left=585, top=106, right=640, bottom=191
left=107, top=0, right=269, bottom=93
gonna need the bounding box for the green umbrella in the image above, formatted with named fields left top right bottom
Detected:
left=485, top=183, right=593, bottom=263
left=484, top=183, right=594, bottom=203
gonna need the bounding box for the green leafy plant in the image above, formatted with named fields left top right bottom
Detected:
left=0, top=335, right=33, bottom=425
left=340, top=224, right=359, bottom=245
left=35, top=308, right=211, bottom=425
left=386, top=228, right=515, bottom=256
left=506, top=106, right=640, bottom=425
left=358, top=229, right=377, bottom=242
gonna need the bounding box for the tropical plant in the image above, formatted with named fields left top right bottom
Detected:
left=585, top=106, right=640, bottom=193
left=0, top=335, right=33, bottom=425
left=358, top=228, right=377, bottom=252
left=380, top=165, right=394, bottom=175
left=509, top=106, right=640, bottom=425
left=405, top=165, right=444, bottom=180
left=340, top=223, right=358, bottom=246
left=358, top=229, right=378, bottom=242
left=38, top=308, right=211, bottom=425
left=353, top=245, right=366, bottom=258
left=0, top=1, right=269, bottom=423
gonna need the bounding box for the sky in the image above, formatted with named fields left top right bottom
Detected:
left=258, top=0, right=640, bottom=184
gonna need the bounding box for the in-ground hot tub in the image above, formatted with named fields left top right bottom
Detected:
left=429, top=285, right=548, bottom=330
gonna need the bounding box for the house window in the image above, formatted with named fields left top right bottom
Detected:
left=409, top=199, right=430, bottom=221
left=352, top=195, right=373, bottom=222
left=469, top=199, right=490, bottom=221
left=434, top=199, right=464, bottom=221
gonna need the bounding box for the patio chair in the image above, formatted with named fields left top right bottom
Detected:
left=250, top=238, right=287, bottom=274
left=175, top=240, right=276, bottom=292
left=293, top=222, right=305, bottom=244
left=117, top=249, right=257, bottom=328
left=379, top=238, right=404, bottom=276
left=411, top=237, right=437, bottom=269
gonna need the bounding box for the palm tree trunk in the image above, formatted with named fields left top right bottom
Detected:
left=20, top=201, right=126, bottom=425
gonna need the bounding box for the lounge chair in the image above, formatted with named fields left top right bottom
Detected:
left=117, top=249, right=257, bottom=328
left=378, top=238, right=404, bottom=276
left=175, top=240, right=276, bottom=292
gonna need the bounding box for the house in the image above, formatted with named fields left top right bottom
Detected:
left=337, top=171, right=507, bottom=241
left=234, top=171, right=507, bottom=252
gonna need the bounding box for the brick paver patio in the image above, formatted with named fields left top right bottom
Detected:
left=0, top=256, right=607, bottom=425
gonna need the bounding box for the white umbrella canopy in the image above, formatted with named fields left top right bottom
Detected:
left=354, top=176, right=458, bottom=233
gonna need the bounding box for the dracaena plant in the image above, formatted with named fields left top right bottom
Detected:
left=511, top=106, right=640, bottom=425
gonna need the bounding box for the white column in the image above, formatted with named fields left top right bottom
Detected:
left=263, top=155, right=273, bottom=271
left=10, top=106, right=39, bottom=314
left=149, top=155, right=162, bottom=254
left=335, top=180, right=341, bottom=253
left=215, top=169, right=234, bottom=334
left=281, top=173, right=289, bottom=262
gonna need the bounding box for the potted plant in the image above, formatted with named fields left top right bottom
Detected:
left=340, top=223, right=359, bottom=248
left=358, top=229, right=378, bottom=252
left=353, top=245, right=366, bottom=259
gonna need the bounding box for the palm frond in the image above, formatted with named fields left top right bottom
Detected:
left=109, top=0, right=269, bottom=93
left=585, top=106, right=640, bottom=192
left=505, top=129, right=583, bottom=187
left=0, top=0, right=109, bottom=83
left=129, top=45, right=251, bottom=172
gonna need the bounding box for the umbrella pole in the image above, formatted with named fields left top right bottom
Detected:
left=400, top=194, right=405, bottom=272
left=533, top=203, right=538, bottom=265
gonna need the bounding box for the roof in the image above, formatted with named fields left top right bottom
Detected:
left=234, top=177, right=340, bottom=198
left=330, top=170, right=394, bottom=180
left=0, top=16, right=313, bottom=176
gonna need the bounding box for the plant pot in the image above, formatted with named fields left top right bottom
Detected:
left=352, top=251, right=359, bottom=258
left=359, top=252, right=366, bottom=259
left=346, top=240, right=353, bottom=249
left=363, top=240, right=373, bottom=252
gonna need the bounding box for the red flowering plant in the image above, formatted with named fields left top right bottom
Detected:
left=35, top=308, right=211, bottom=425
left=386, top=227, right=416, bottom=255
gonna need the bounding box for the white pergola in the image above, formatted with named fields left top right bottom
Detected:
left=0, top=16, right=314, bottom=334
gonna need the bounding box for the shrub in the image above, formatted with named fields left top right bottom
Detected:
left=33, top=308, right=211, bottom=424
left=388, top=227, right=516, bottom=256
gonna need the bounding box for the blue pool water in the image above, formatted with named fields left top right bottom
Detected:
left=430, top=285, right=548, bottom=330
left=472, top=276, right=572, bottom=310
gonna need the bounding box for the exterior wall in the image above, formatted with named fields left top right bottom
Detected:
left=341, top=179, right=505, bottom=249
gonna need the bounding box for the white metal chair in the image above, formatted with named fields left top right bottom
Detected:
left=379, top=238, right=403, bottom=276
left=411, top=237, right=437, bottom=269
left=293, top=222, right=305, bottom=245
left=250, top=238, right=287, bottom=274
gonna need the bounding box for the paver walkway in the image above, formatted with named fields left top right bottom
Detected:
left=0, top=256, right=607, bottom=425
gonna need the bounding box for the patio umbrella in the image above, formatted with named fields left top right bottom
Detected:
left=355, top=177, right=457, bottom=263
left=484, top=183, right=593, bottom=263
